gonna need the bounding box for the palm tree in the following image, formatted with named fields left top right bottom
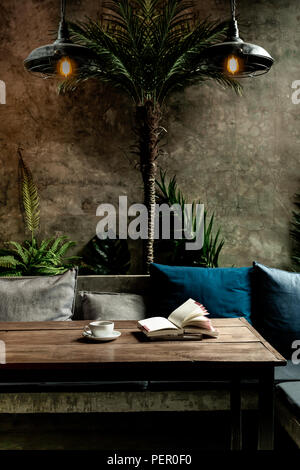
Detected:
left=60, top=0, right=241, bottom=272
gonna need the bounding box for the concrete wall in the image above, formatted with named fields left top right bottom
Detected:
left=0, top=0, right=299, bottom=272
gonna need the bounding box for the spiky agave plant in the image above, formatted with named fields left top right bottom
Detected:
left=0, top=152, right=79, bottom=276
left=156, top=169, right=224, bottom=267
left=59, top=0, right=241, bottom=272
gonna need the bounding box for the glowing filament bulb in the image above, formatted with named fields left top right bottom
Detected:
left=227, top=55, right=239, bottom=75
left=58, top=57, right=72, bottom=77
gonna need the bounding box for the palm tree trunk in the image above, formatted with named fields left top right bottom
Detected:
left=135, top=101, right=161, bottom=273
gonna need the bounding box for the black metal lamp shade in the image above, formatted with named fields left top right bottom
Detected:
left=202, top=1, right=274, bottom=78
left=203, top=37, right=274, bottom=78
left=24, top=41, right=94, bottom=77
left=24, top=0, right=94, bottom=78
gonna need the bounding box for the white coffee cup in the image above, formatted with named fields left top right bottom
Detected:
left=84, top=321, right=114, bottom=338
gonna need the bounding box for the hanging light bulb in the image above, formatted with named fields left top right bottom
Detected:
left=201, top=0, right=274, bottom=78
left=226, top=55, right=239, bottom=74
left=24, top=0, right=94, bottom=78
left=57, top=57, right=73, bottom=77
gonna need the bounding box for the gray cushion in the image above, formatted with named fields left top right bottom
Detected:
left=79, top=291, right=147, bottom=320
left=276, top=382, right=300, bottom=419
left=275, top=360, right=300, bottom=383
left=0, top=269, right=77, bottom=321
left=252, top=262, right=300, bottom=359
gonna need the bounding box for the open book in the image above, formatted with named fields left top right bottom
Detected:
left=138, top=298, right=218, bottom=340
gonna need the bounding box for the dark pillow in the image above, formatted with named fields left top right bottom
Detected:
left=252, top=261, right=300, bottom=358
left=0, top=269, right=78, bottom=321
left=150, top=263, right=253, bottom=322
left=79, top=292, right=147, bottom=320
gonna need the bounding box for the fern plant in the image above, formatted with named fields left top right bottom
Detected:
left=291, top=193, right=300, bottom=269
left=19, top=154, right=40, bottom=240
left=0, top=152, right=79, bottom=276
left=156, top=170, right=224, bottom=267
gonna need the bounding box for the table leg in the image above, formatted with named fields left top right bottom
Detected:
left=258, top=368, right=274, bottom=450
left=230, top=377, right=242, bottom=450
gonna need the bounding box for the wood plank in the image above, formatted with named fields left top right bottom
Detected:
left=0, top=321, right=134, bottom=331
left=0, top=318, right=244, bottom=331
left=239, top=318, right=286, bottom=363
left=0, top=319, right=286, bottom=370
left=0, top=341, right=281, bottom=366
left=0, top=329, right=143, bottom=346
left=202, top=326, right=260, bottom=343
left=0, top=326, right=258, bottom=346
left=0, top=389, right=259, bottom=414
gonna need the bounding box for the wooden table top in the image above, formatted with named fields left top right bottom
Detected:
left=0, top=318, right=286, bottom=371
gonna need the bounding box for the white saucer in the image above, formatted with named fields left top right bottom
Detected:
left=82, top=330, right=121, bottom=342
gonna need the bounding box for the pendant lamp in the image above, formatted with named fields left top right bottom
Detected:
left=202, top=0, right=274, bottom=78
left=24, top=0, right=94, bottom=78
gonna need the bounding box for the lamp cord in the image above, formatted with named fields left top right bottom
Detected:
left=61, top=0, right=66, bottom=21
left=231, top=0, right=236, bottom=21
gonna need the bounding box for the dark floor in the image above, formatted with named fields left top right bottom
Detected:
left=0, top=411, right=297, bottom=451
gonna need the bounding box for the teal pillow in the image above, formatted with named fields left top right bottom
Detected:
left=150, top=263, right=253, bottom=322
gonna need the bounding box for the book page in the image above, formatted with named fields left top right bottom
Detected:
left=182, top=315, right=211, bottom=328
left=168, top=299, right=203, bottom=328
left=183, top=305, right=209, bottom=322
left=138, top=317, right=178, bottom=333
left=184, top=326, right=218, bottom=337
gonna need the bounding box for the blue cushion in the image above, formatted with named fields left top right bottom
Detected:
left=150, top=263, right=253, bottom=322
left=252, top=262, right=300, bottom=359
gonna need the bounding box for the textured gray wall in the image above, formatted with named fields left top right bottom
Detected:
left=0, top=0, right=299, bottom=272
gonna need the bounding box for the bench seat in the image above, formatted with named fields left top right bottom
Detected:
left=277, top=382, right=300, bottom=420
left=275, top=361, right=300, bottom=383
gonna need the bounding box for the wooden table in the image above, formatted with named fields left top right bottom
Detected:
left=0, top=318, right=286, bottom=450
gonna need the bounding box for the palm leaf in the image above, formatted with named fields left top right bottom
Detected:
left=59, top=0, right=242, bottom=103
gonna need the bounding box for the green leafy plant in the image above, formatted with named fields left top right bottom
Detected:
left=0, top=152, right=79, bottom=276
left=59, top=0, right=242, bottom=271
left=19, top=153, right=40, bottom=240
left=156, top=170, right=224, bottom=267
left=291, top=193, right=300, bottom=269
left=80, top=235, right=131, bottom=275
